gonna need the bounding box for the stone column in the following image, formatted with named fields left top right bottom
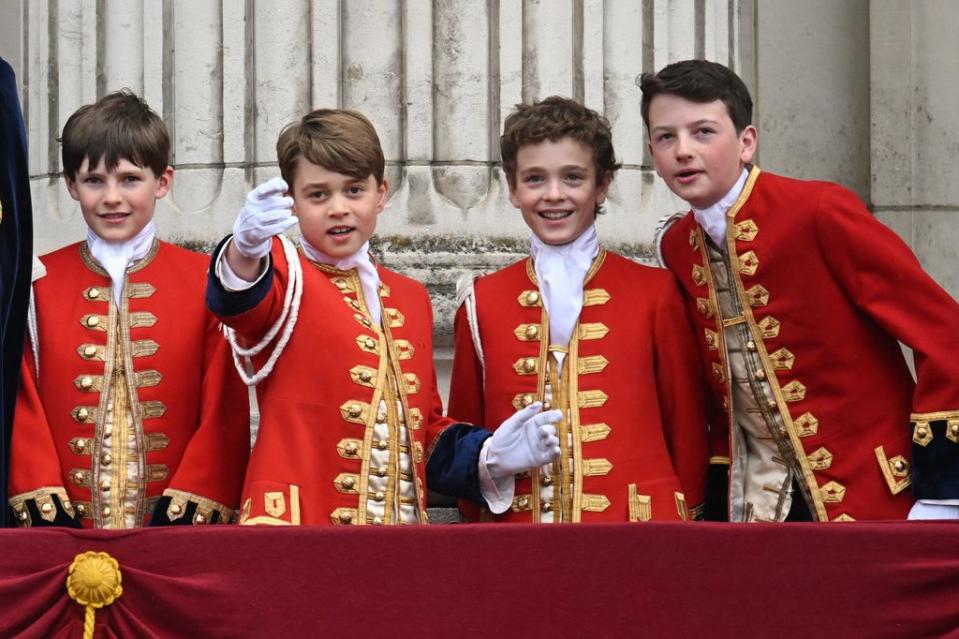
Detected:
left=871, top=0, right=959, bottom=298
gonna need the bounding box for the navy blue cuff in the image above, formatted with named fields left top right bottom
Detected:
left=911, top=419, right=959, bottom=499
left=206, top=235, right=275, bottom=317
left=425, top=424, right=492, bottom=505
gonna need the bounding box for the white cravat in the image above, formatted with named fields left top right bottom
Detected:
left=530, top=224, right=600, bottom=375
left=86, top=221, right=156, bottom=307
left=301, top=237, right=382, bottom=327
left=692, top=168, right=749, bottom=249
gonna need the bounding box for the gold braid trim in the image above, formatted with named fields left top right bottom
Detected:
left=9, top=486, right=75, bottom=526
left=161, top=488, right=236, bottom=524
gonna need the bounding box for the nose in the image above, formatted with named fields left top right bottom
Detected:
left=327, top=193, right=350, bottom=216
left=103, top=181, right=122, bottom=206
left=544, top=178, right=565, bottom=201
left=674, top=133, right=693, bottom=161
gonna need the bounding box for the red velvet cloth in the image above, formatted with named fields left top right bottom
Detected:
left=2, top=522, right=958, bottom=638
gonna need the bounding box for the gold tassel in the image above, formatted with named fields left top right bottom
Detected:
left=66, top=551, right=123, bottom=639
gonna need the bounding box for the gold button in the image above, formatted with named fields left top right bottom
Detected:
left=41, top=502, right=53, bottom=514
left=525, top=325, right=539, bottom=339
left=893, top=460, right=907, bottom=473
left=518, top=496, right=529, bottom=508
left=102, top=506, right=111, bottom=516
left=104, top=425, right=113, bottom=436
left=83, top=345, right=98, bottom=358
left=344, top=442, right=358, bottom=455
left=523, top=358, right=536, bottom=373
left=99, top=479, right=110, bottom=491
left=522, top=394, right=534, bottom=407
left=171, top=503, right=183, bottom=514
left=376, top=440, right=388, bottom=450
left=541, top=475, right=553, bottom=486
left=374, top=491, right=385, bottom=502
left=74, top=471, right=85, bottom=482
left=341, top=477, right=355, bottom=489
left=376, top=413, right=387, bottom=424
left=76, top=504, right=86, bottom=514
left=77, top=408, right=90, bottom=421
left=76, top=439, right=87, bottom=450
left=63, top=500, right=72, bottom=510
left=746, top=341, right=757, bottom=351
left=335, top=279, right=348, bottom=290
left=526, top=291, right=540, bottom=305
left=80, top=376, right=93, bottom=390
left=372, top=516, right=383, bottom=525
left=754, top=370, right=766, bottom=380
left=86, top=316, right=100, bottom=328
left=951, top=424, right=959, bottom=437
left=87, top=287, right=100, bottom=299
left=348, top=403, right=362, bottom=417
left=364, top=337, right=376, bottom=349
left=342, top=295, right=352, bottom=304
left=377, top=466, right=388, bottom=477
left=360, top=370, right=373, bottom=383
left=18, top=511, right=27, bottom=521
left=541, top=501, right=552, bottom=513
left=767, top=399, right=778, bottom=409
left=917, top=426, right=929, bottom=438
left=339, top=512, right=353, bottom=524
left=195, top=513, right=206, bottom=524
left=542, top=401, right=552, bottom=411
left=101, top=453, right=112, bottom=466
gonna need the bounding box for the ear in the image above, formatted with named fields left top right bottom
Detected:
left=594, top=170, right=612, bottom=206
left=154, top=166, right=174, bottom=198
left=65, top=176, right=81, bottom=201
left=647, top=142, right=666, bottom=178
left=739, top=125, right=758, bottom=164
left=375, top=178, right=390, bottom=214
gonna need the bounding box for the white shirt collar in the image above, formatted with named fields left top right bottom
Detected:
left=530, top=225, right=600, bottom=375
left=300, top=237, right=382, bottom=327
left=86, top=220, right=156, bottom=306
left=691, top=168, right=749, bottom=249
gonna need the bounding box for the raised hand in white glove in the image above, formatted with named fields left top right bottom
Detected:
left=486, top=402, right=563, bottom=479
left=908, top=500, right=959, bottom=520
left=232, top=177, right=297, bottom=259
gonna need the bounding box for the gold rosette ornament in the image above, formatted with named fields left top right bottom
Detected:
left=66, top=551, right=123, bottom=639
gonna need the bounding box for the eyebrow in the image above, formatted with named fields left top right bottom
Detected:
left=651, top=118, right=721, bottom=132
left=518, top=164, right=589, bottom=174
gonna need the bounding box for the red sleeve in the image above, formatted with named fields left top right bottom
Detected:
left=160, top=311, right=250, bottom=513
left=9, top=344, right=63, bottom=493
left=447, top=302, right=486, bottom=427
left=653, top=275, right=709, bottom=513
left=813, top=185, right=959, bottom=414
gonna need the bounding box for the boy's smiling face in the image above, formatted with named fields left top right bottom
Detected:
left=291, top=158, right=388, bottom=258
left=67, top=157, right=172, bottom=242
left=647, top=94, right=756, bottom=210
left=508, top=137, right=610, bottom=246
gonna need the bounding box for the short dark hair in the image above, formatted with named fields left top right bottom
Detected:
left=276, top=109, right=385, bottom=187
left=500, top=96, right=621, bottom=187
left=61, top=90, right=170, bottom=180
left=640, top=60, right=753, bottom=133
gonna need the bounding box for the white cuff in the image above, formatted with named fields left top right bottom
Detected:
left=908, top=500, right=959, bottom=520
left=215, top=237, right=270, bottom=291
left=478, top=437, right=515, bottom=514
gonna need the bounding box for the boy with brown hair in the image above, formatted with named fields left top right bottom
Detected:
left=207, top=108, right=562, bottom=526
left=8, top=91, right=249, bottom=528
left=448, top=96, right=708, bottom=523
left=644, top=59, right=959, bottom=521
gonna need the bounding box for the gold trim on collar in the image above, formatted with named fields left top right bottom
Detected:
left=525, top=249, right=609, bottom=287
left=79, top=239, right=160, bottom=276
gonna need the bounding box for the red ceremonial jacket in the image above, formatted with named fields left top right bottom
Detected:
left=449, top=249, right=708, bottom=522
left=659, top=167, right=959, bottom=521
left=212, top=239, right=454, bottom=526
left=8, top=241, right=249, bottom=528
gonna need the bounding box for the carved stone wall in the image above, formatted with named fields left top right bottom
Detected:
left=2, top=0, right=751, bottom=353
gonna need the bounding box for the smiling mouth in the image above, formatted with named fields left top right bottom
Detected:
left=99, top=212, right=131, bottom=221
left=538, top=210, right=574, bottom=220
left=675, top=169, right=702, bottom=182
left=328, top=226, right=355, bottom=236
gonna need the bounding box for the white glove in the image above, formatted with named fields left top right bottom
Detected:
left=908, top=500, right=959, bottom=520
left=232, top=177, right=297, bottom=259
left=486, top=402, right=563, bottom=479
